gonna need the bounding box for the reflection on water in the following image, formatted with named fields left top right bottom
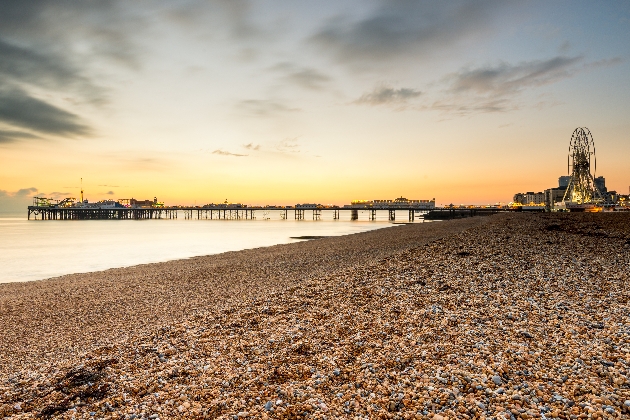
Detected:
left=0, top=210, right=426, bottom=283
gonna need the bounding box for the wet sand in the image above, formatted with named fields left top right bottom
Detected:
left=1, top=213, right=629, bottom=419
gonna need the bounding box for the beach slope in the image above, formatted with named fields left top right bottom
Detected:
left=2, top=213, right=630, bottom=418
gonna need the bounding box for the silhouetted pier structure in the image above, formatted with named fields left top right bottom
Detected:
left=27, top=205, right=506, bottom=221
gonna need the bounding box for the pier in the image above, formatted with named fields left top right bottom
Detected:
left=27, top=205, right=506, bottom=221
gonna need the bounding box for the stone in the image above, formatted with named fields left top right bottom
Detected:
left=3, top=214, right=630, bottom=420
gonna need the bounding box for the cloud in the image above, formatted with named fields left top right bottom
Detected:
left=354, top=85, right=421, bottom=106
left=48, top=191, right=72, bottom=199
left=0, top=2, right=141, bottom=70
left=0, top=37, right=82, bottom=90
left=584, top=57, right=623, bottom=70
left=0, top=87, right=90, bottom=136
left=0, top=187, right=39, bottom=213
left=433, top=56, right=584, bottom=114
left=14, top=187, right=39, bottom=197
left=212, top=149, right=248, bottom=157
left=219, top=0, right=264, bottom=41
left=287, top=68, right=331, bottom=90
left=236, top=99, right=300, bottom=116
left=0, top=1, right=150, bottom=143
left=0, top=130, right=40, bottom=144
left=448, top=56, right=582, bottom=95
left=311, top=0, right=505, bottom=66
left=99, top=184, right=120, bottom=188
left=114, top=156, right=172, bottom=171
left=276, top=137, right=300, bottom=154
left=163, top=1, right=276, bottom=64
left=244, top=143, right=261, bottom=151
left=430, top=98, right=512, bottom=115
left=270, top=62, right=331, bottom=90
left=106, top=191, right=115, bottom=195
left=0, top=30, right=107, bottom=107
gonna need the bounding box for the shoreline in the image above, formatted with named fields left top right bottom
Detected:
left=2, top=213, right=629, bottom=418
left=0, top=223, right=390, bottom=286
left=0, top=218, right=405, bottom=285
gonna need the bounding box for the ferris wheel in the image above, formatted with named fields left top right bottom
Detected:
left=562, top=127, right=603, bottom=204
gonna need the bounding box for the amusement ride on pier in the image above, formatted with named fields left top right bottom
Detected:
left=27, top=194, right=508, bottom=222
left=560, top=127, right=605, bottom=211
left=28, top=196, right=498, bottom=221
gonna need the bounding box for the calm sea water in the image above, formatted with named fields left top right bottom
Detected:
left=0, top=210, right=424, bottom=283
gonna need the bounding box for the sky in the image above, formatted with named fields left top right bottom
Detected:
left=0, top=0, right=629, bottom=212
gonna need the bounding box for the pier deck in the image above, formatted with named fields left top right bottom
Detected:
left=27, top=206, right=506, bottom=221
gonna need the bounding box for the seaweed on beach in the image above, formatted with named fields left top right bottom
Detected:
left=38, top=359, right=116, bottom=418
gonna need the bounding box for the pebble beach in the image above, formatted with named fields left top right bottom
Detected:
left=1, top=213, right=629, bottom=419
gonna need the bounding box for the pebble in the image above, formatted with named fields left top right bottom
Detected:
left=1, top=213, right=629, bottom=419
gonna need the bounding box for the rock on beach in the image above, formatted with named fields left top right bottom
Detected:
left=1, top=213, right=630, bottom=419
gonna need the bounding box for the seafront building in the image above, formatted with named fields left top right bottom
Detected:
left=512, top=127, right=628, bottom=211
left=348, top=197, right=435, bottom=209
left=512, top=192, right=545, bottom=206
left=514, top=175, right=626, bottom=211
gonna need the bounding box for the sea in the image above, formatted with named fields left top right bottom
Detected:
left=0, top=210, right=427, bottom=284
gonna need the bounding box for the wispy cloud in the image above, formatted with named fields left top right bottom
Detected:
left=433, top=56, right=585, bottom=114
left=276, top=137, right=300, bottom=154
left=212, top=149, right=248, bottom=157
left=354, top=84, right=421, bottom=106
left=448, top=56, right=582, bottom=95
left=0, top=38, right=106, bottom=105
left=584, top=57, right=623, bottom=70
left=270, top=62, right=331, bottom=90
left=115, top=156, right=171, bottom=171
left=311, top=1, right=506, bottom=67
left=0, top=87, right=90, bottom=136
left=430, top=98, right=512, bottom=115
left=236, top=99, right=301, bottom=116
left=48, top=191, right=72, bottom=199
left=0, top=2, right=151, bottom=141
left=0, top=38, right=80, bottom=89
left=0, top=2, right=142, bottom=71
left=106, top=190, right=115, bottom=195
left=244, top=143, right=261, bottom=151
left=0, top=187, right=39, bottom=213
left=0, top=130, right=40, bottom=144
left=14, top=187, right=39, bottom=197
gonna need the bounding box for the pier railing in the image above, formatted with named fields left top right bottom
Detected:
left=27, top=205, right=507, bottom=221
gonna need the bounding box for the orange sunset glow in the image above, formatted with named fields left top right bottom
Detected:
left=1, top=2, right=629, bottom=212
